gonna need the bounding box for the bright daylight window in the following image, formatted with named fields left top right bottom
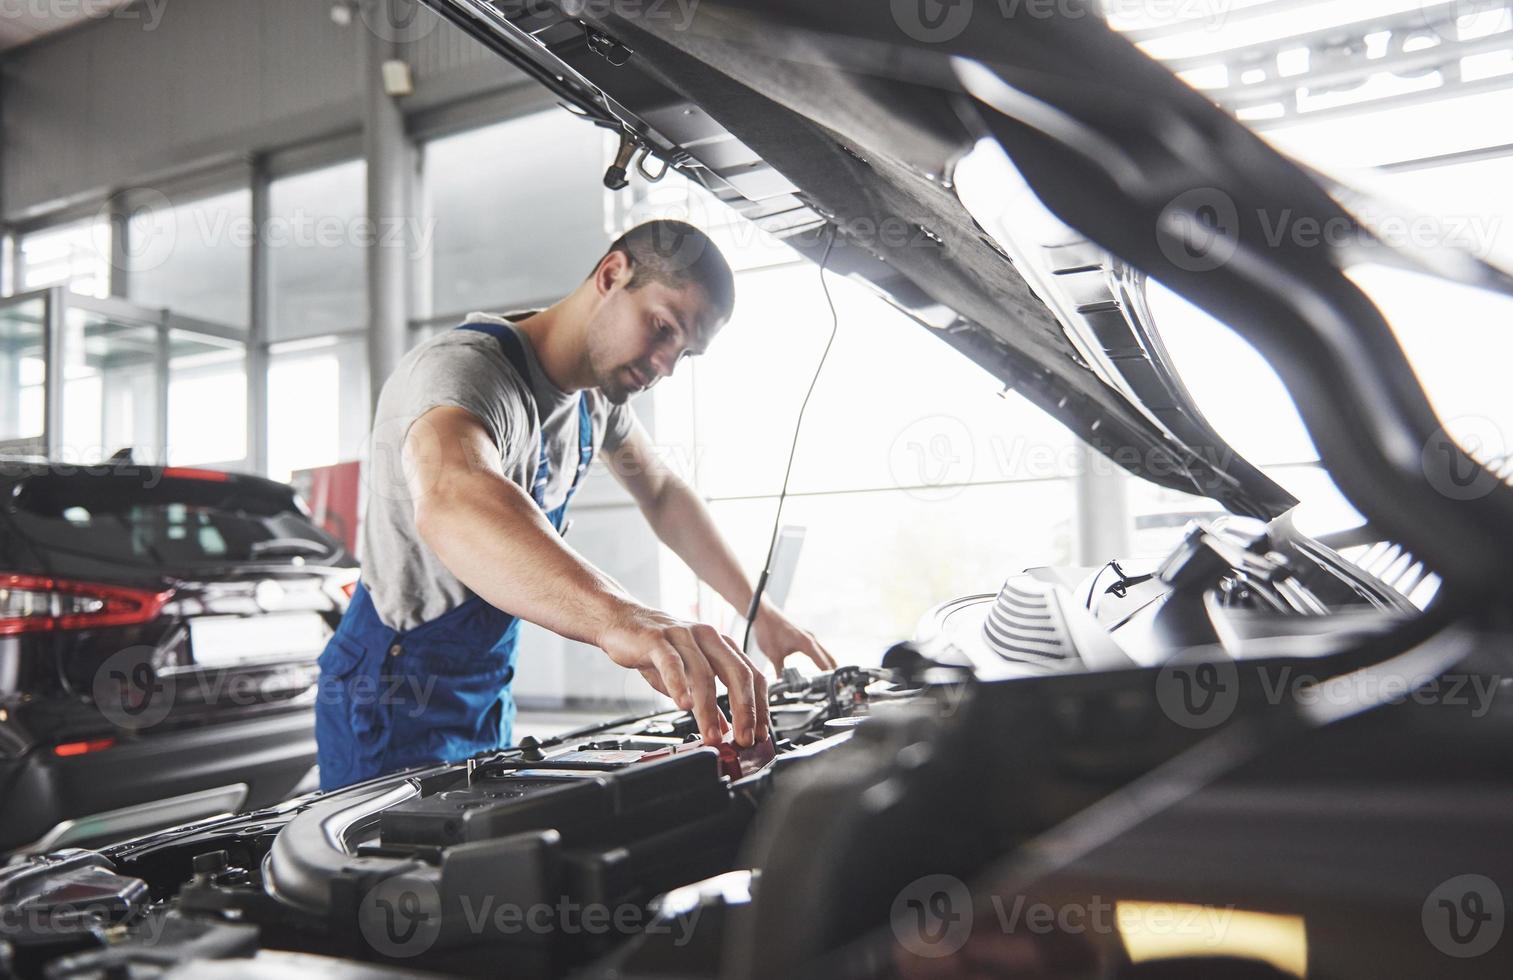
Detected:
left=633, top=177, right=1081, bottom=663
left=127, top=187, right=252, bottom=331
left=267, top=161, right=368, bottom=342
left=17, top=217, right=111, bottom=298
left=424, top=109, right=613, bottom=318
left=1069, top=0, right=1513, bottom=543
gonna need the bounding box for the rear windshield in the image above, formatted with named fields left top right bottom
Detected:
left=6, top=473, right=344, bottom=569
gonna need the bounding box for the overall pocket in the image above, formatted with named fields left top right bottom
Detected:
left=316, top=632, right=393, bottom=763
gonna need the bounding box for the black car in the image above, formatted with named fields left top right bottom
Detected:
left=0, top=459, right=357, bottom=856
left=3, top=2, right=1512, bottom=979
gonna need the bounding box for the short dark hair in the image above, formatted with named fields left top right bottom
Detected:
left=598, top=220, right=735, bottom=323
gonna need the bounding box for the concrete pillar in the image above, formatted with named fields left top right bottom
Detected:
left=248, top=158, right=271, bottom=475
left=362, top=0, right=414, bottom=414
left=1075, top=439, right=1132, bottom=565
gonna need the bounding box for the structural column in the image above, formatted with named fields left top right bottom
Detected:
left=362, top=0, right=414, bottom=414
left=1075, top=440, right=1132, bottom=566
left=248, top=157, right=272, bottom=475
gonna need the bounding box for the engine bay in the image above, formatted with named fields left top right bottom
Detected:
left=2, top=517, right=1508, bottom=979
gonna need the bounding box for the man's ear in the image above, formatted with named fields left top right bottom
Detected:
left=595, top=249, right=632, bottom=296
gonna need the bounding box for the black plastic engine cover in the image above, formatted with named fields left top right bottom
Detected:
left=378, top=750, right=729, bottom=848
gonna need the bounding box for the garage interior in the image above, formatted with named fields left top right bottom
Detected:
left=1, top=0, right=1512, bottom=976
left=6, top=0, right=1507, bottom=707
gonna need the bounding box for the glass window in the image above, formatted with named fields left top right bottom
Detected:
left=268, top=161, right=368, bottom=342
left=0, top=296, right=47, bottom=448
left=167, top=330, right=246, bottom=467
left=127, top=188, right=252, bottom=330
left=629, top=174, right=799, bottom=273
left=424, top=111, right=611, bottom=317
left=59, top=307, right=161, bottom=464
left=692, top=482, right=1077, bottom=665
left=662, top=264, right=1078, bottom=500
left=267, top=335, right=369, bottom=484
left=632, top=245, right=1082, bottom=664
left=18, top=218, right=111, bottom=298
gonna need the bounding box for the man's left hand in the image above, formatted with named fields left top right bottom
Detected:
left=751, top=601, right=837, bottom=674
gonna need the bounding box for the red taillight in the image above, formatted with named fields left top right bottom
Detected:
left=54, top=737, right=115, bottom=757
left=161, top=467, right=231, bottom=482
left=0, top=575, right=172, bottom=635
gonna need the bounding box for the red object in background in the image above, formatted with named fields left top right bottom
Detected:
left=292, top=461, right=362, bottom=553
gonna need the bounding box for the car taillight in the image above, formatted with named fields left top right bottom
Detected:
left=161, top=466, right=231, bottom=482
left=0, top=575, right=172, bottom=635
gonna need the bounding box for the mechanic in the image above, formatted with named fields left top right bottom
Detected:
left=315, top=219, right=835, bottom=790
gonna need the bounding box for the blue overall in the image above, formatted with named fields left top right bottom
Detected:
left=315, top=322, right=594, bottom=791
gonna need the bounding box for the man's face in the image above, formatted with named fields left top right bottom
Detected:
left=585, top=260, right=726, bottom=405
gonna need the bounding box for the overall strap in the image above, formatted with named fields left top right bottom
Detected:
left=455, top=321, right=590, bottom=510
left=563, top=393, right=595, bottom=504
left=457, top=321, right=530, bottom=379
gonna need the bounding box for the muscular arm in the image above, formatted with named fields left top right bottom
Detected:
left=403, top=406, right=768, bottom=744
left=606, top=421, right=837, bottom=673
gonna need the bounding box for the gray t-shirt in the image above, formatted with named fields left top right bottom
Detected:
left=362, top=311, right=636, bottom=631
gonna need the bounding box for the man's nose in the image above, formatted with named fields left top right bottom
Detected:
left=649, top=347, right=677, bottom=379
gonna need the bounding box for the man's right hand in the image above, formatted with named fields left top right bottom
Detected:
left=597, top=604, right=770, bottom=748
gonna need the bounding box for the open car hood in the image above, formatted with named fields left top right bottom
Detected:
left=418, top=0, right=1513, bottom=596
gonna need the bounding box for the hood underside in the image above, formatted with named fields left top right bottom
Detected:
left=418, top=0, right=1513, bottom=594
left=418, top=0, right=1294, bottom=519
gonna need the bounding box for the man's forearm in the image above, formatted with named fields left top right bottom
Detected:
left=641, top=476, right=759, bottom=614
left=414, top=467, right=635, bottom=645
